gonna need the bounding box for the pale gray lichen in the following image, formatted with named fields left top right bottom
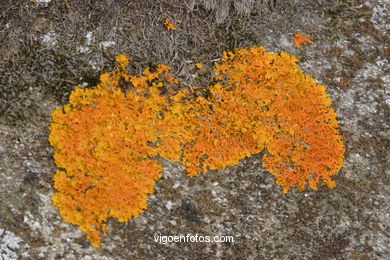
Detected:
left=0, top=229, right=29, bottom=260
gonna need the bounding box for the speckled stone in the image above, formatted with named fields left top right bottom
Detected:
left=0, top=0, right=388, bottom=259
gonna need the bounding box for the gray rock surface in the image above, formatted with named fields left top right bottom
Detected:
left=0, top=0, right=389, bottom=259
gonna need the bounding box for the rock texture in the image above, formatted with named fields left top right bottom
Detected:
left=0, top=0, right=389, bottom=259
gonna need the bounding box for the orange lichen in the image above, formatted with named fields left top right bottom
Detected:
left=208, top=47, right=344, bottom=193
left=293, top=33, right=313, bottom=49
left=49, top=58, right=181, bottom=247
left=164, top=18, right=176, bottom=31
left=50, top=48, right=344, bottom=247
left=115, top=53, right=129, bottom=69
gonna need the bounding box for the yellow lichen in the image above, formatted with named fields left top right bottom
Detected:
left=50, top=48, right=344, bottom=247
left=195, top=63, right=204, bottom=70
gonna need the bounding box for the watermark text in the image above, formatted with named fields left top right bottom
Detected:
left=154, top=234, right=234, bottom=244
